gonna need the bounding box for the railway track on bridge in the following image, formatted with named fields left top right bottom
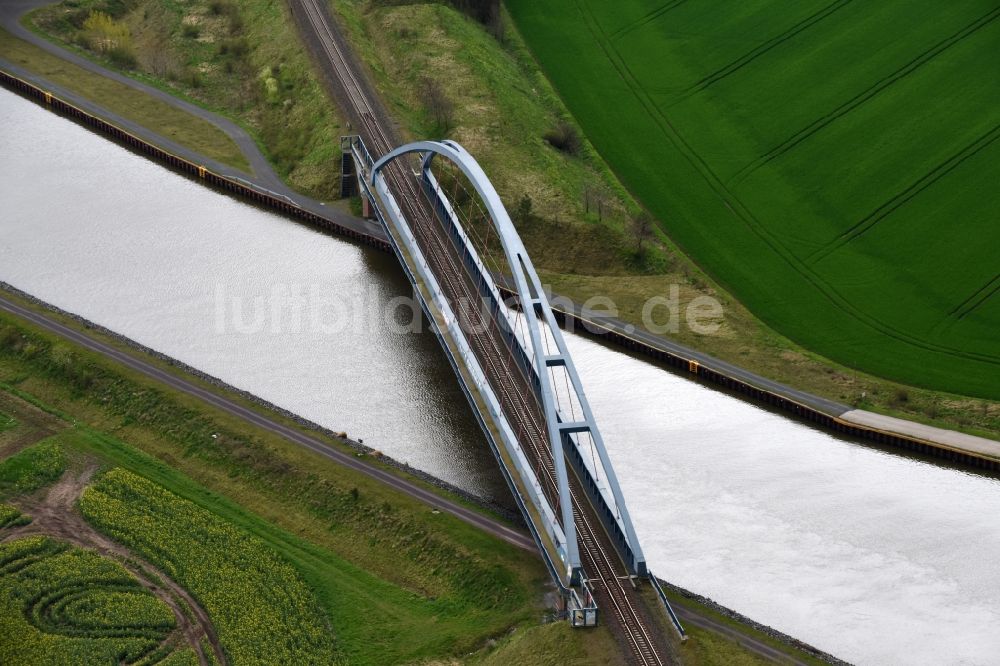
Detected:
left=294, top=0, right=672, bottom=662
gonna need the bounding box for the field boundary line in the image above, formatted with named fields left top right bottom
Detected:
left=951, top=275, right=1000, bottom=321
left=733, top=6, right=1000, bottom=185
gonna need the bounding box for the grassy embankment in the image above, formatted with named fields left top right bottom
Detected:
left=0, top=27, right=248, bottom=171
left=0, top=292, right=806, bottom=664
left=506, top=1, right=1000, bottom=400
left=24, top=0, right=345, bottom=199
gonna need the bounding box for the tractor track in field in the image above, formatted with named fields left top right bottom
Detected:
left=950, top=275, right=1000, bottom=321
left=733, top=6, right=1000, bottom=185
left=574, top=0, right=1000, bottom=369
left=809, top=121, right=1000, bottom=263
left=683, top=0, right=855, bottom=95
left=932, top=274, right=1000, bottom=335
left=609, top=0, right=689, bottom=40
left=3, top=466, right=228, bottom=666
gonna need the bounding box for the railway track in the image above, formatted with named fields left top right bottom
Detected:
left=295, top=0, right=670, bottom=662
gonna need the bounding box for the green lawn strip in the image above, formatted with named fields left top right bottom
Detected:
left=0, top=28, right=248, bottom=172
left=655, top=588, right=829, bottom=666
left=680, top=626, right=775, bottom=666
left=0, top=536, right=177, bottom=665
left=469, top=620, right=623, bottom=665
left=507, top=0, right=1000, bottom=399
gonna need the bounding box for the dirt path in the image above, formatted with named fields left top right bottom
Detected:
left=3, top=467, right=228, bottom=666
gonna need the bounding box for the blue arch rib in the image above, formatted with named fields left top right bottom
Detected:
left=372, top=141, right=645, bottom=576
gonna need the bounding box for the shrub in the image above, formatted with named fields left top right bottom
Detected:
left=82, top=11, right=132, bottom=55
left=183, top=69, right=203, bottom=89
left=108, top=45, right=137, bottom=69
left=420, top=76, right=455, bottom=136
left=514, top=194, right=533, bottom=225
left=218, top=37, right=248, bottom=58
left=544, top=120, right=581, bottom=155
left=181, top=23, right=200, bottom=39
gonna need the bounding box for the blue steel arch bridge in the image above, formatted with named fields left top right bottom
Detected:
left=297, top=0, right=682, bottom=657
left=343, top=134, right=684, bottom=665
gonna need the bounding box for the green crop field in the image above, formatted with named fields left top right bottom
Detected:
left=507, top=0, right=1000, bottom=399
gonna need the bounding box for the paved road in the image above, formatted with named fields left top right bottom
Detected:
left=0, top=292, right=536, bottom=552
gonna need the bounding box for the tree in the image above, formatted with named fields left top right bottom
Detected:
left=633, top=210, right=656, bottom=253
left=514, top=195, right=533, bottom=226
left=420, top=77, right=455, bottom=137
left=543, top=120, right=581, bottom=155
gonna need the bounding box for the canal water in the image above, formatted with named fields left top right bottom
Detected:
left=2, top=88, right=999, bottom=665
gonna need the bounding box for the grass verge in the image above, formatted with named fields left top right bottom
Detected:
left=0, top=27, right=248, bottom=171
left=28, top=0, right=345, bottom=199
